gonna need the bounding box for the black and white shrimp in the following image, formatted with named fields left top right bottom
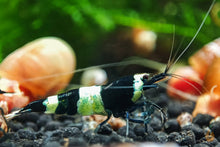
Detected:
left=1, top=0, right=216, bottom=139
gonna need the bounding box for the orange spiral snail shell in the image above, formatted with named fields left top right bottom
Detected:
left=0, top=37, right=76, bottom=113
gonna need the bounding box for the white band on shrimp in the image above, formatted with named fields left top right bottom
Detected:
left=43, top=95, right=59, bottom=114
left=77, top=86, right=106, bottom=116
left=131, top=73, right=146, bottom=102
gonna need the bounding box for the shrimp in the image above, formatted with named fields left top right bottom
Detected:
left=0, top=0, right=216, bottom=141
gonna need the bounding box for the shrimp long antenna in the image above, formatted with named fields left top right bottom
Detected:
left=20, top=57, right=166, bottom=83
left=0, top=90, right=13, bottom=94
left=165, top=25, right=176, bottom=74
left=167, top=0, right=216, bottom=72
left=4, top=109, right=29, bottom=121
left=157, top=74, right=202, bottom=102
left=167, top=73, right=203, bottom=95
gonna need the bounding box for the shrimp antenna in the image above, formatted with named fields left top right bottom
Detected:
left=0, top=90, right=13, bottom=94
left=167, top=73, right=203, bottom=95
left=166, top=0, right=216, bottom=73
left=0, top=90, right=7, bottom=94
left=20, top=57, right=166, bottom=83
left=165, top=25, right=176, bottom=74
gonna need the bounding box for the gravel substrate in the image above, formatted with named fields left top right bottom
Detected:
left=0, top=90, right=220, bottom=147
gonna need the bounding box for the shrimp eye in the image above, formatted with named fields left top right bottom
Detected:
left=142, top=74, right=149, bottom=81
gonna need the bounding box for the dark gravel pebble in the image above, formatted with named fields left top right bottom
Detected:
left=155, top=132, right=168, bottom=143
left=97, top=125, right=113, bottom=135
left=22, top=140, right=38, bottom=147
left=209, top=121, right=220, bottom=138
left=164, top=119, right=180, bottom=133
left=168, top=132, right=182, bottom=144
left=8, top=122, right=24, bottom=132
left=193, top=113, right=214, bottom=127
left=0, top=142, right=15, bottom=147
left=104, top=134, right=123, bottom=145
left=42, top=141, right=60, bottom=147
left=167, top=101, right=183, bottom=118
left=194, top=143, right=212, bottom=147
left=51, top=130, right=64, bottom=138
left=133, top=124, right=145, bottom=136
left=62, top=127, right=83, bottom=138
left=88, top=134, right=109, bottom=145
left=68, top=137, right=87, bottom=147
left=37, top=114, right=53, bottom=128
left=7, top=132, right=19, bottom=141
left=44, top=121, right=61, bottom=131
left=181, top=101, right=195, bottom=114
left=25, top=122, right=38, bottom=131
left=149, top=117, right=163, bottom=131
left=180, top=130, right=196, bottom=146
left=144, top=132, right=159, bottom=142
left=155, top=93, right=169, bottom=107
left=198, top=136, right=219, bottom=146
left=117, top=126, right=136, bottom=138
left=181, top=124, right=204, bottom=140
left=168, top=130, right=196, bottom=146
left=17, top=129, right=36, bottom=140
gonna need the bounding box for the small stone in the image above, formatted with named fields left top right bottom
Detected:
left=68, top=137, right=87, bottom=147
left=177, top=112, right=192, bottom=127
left=9, top=122, right=24, bottom=132
left=155, top=132, right=168, bottom=143
left=181, top=101, right=195, bottom=114
left=209, top=138, right=219, bottom=146
left=62, top=127, right=82, bottom=138
left=7, top=132, right=20, bottom=141
left=51, top=130, right=64, bottom=138
left=44, top=121, right=61, bottom=131
left=83, top=130, right=94, bottom=141
left=17, top=129, right=36, bottom=140
left=35, top=131, right=44, bottom=139
left=97, top=125, right=112, bottom=135
left=164, top=119, right=180, bottom=133
left=209, top=121, right=220, bottom=137
left=198, top=136, right=219, bottom=146
left=156, top=93, right=169, bottom=107
left=0, top=142, right=15, bottom=147
left=43, top=141, right=60, bottom=147
left=168, top=132, right=182, bottom=144
left=167, top=101, right=182, bottom=118
left=23, top=140, right=37, bottom=147
left=133, top=124, right=145, bottom=137
left=181, top=124, right=204, bottom=140
left=144, top=132, right=159, bottom=142
left=63, top=120, right=74, bottom=126
left=180, top=130, right=196, bottom=146
left=149, top=117, right=163, bottom=131
left=117, top=126, right=136, bottom=138
left=25, top=122, right=38, bottom=131
left=88, top=134, right=109, bottom=145
left=104, top=134, right=123, bottom=145
left=193, top=143, right=211, bottom=147
left=37, top=114, right=53, bottom=128
left=193, top=114, right=214, bottom=127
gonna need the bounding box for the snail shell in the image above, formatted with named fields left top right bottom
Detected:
left=0, top=37, right=76, bottom=101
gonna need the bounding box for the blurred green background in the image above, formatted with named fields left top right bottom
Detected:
left=0, top=0, right=220, bottom=73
